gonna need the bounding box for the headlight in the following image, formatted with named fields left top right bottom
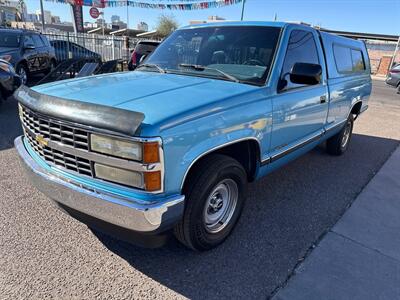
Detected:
left=94, top=163, right=144, bottom=188
left=0, top=61, right=13, bottom=73
left=0, top=55, right=12, bottom=62
left=91, top=134, right=143, bottom=161
left=90, top=134, right=162, bottom=191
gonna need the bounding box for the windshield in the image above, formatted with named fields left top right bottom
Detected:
left=0, top=32, right=21, bottom=48
left=144, top=26, right=281, bottom=85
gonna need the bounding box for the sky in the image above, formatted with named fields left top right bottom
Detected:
left=25, top=0, right=400, bottom=35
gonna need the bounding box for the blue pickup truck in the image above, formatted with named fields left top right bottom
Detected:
left=14, top=22, right=371, bottom=251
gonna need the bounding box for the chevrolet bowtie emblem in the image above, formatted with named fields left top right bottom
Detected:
left=35, top=134, right=48, bottom=147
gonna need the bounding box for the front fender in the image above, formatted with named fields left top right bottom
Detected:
left=159, top=99, right=273, bottom=195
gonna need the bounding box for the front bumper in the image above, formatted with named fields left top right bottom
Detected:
left=15, top=136, right=185, bottom=234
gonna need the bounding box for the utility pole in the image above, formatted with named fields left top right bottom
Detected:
left=40, top=0, right=45, bottom=32
left=240, top=0, right=246, bottom=21
left=126, top=1, right=129, bottom=34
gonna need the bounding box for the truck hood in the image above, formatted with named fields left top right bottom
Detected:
left=0, top=47, right=19, bottom=54
left=33, top=71, right=258, bottom=128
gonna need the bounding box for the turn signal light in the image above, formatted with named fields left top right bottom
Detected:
left=144, top=171, right=161, bottom=192
left=143, top=142, right=160, bottom=163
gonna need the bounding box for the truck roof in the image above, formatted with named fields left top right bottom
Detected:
left=0, top=28, right=38, bottom=34
left=182, top=21, right=288, bottom=29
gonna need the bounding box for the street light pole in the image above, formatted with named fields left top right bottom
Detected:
left=40, top=0, right=45, bottom=32
left=240, top=0, right=246, bottom=21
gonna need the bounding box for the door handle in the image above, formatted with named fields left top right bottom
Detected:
left=320, top=95, right=327, bottom=104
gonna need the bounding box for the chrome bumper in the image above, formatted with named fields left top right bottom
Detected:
left=15, top=136, right=185, bottom=233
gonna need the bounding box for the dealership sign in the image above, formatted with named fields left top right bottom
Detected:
left=89, top=7, right=100, bottom=19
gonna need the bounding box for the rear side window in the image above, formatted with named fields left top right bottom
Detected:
left=135, top=42, right=159, bottom=54
left=32, top=34, right=44, bottom=47
left=334, top=45, right=365, bottom=74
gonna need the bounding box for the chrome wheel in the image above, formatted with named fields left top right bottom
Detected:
left=18, top=66, right=27, bottom=85
left=341, top=120, right=352, bottom=148
left=203, top=179, right=238, bottom=234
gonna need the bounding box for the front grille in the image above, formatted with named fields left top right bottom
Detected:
left=21, top=106, right=89, bottom=150
left=20, top=105, right=94, bottom=177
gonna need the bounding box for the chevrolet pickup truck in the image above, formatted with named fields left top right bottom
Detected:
left=15, top=22, right=371, bottom=251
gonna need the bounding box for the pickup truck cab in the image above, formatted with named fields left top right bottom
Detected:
left=15, top=22, right=371, bottom=251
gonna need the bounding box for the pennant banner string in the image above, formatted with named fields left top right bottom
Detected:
left=44, top=0, right=243, bottom=10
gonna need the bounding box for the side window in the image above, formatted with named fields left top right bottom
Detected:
left=32, top=34, right=44, bottom=48
left=24, top=35, right=34, bottom=47
left=281, top=30, right=320, bottom=90
left=333, top=45, right=352, bottom=73
left=351, top=49, right=365, bottom=72
left=334, top=45, right=365, bottom=74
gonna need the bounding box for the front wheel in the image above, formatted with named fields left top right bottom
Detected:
left=326, top=114, right=354, bottom=155
left=16, top=63, right=28, bottom=85
left=174, top=154, right=247, bottom=251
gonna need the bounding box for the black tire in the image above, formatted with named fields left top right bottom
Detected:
left=16, top=63, right=28, bottom=85
left=326, top=114, right=354, bottom=155
left=174, top=154, right=248, bottom=251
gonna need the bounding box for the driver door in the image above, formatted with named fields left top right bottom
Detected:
left=270, top=28, right=329, bottom=158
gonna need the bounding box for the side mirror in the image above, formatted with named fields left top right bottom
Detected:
left=290, top=63, right=322, bottom=85
left=24, top=44, right=35, bottom=50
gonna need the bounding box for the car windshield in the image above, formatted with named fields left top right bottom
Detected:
left=144, top=26, right=281, bottom=85
left=0, top=32, right=21, bottom=48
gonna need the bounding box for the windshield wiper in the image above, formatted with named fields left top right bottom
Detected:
left=178, top=63, right=240, bottom=83
left=136, top=63, right=166, bottom=74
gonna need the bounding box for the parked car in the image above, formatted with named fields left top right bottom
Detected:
left=14, top=22, right=371, bottom=251
left=385, top=63, right=400, bottom=92
left=0, top=59, right=21, bottom=103
left=50, top=40, right=102, bottom=62
left=0, top=29, right=56, bottom=85
left=128, top=40, right=160, bottom=70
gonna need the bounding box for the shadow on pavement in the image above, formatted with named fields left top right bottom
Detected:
left=91, top=133, right=399, bottom=299
left=0, top=98, right=22, bottom=151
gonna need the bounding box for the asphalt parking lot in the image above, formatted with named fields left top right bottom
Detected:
left=0, top=80, right=399, bottom=299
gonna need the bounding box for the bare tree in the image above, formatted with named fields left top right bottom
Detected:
left=156, top=14, right=179, bottom=37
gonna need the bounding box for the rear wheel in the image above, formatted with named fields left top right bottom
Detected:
left=326, top=114, right=354, bottom=155
left=174, top=154, right=247, bottom=251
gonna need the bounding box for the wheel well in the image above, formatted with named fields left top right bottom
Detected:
left=351, top=101, right=362, bottom=115
left=182, top=140, right=260, bottom=192
left=16, top=60, right=28, bottom=70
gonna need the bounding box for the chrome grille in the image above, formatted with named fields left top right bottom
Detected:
left=21, top=106, right=89, bottom=150
left=20, top=105, right=94, bottom=177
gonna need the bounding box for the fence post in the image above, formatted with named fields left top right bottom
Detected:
left=125, top=36, right=129, bottom=61
left=112, top=35, right=115, bottom=60
left=67, top=32, right=71, bottom=60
